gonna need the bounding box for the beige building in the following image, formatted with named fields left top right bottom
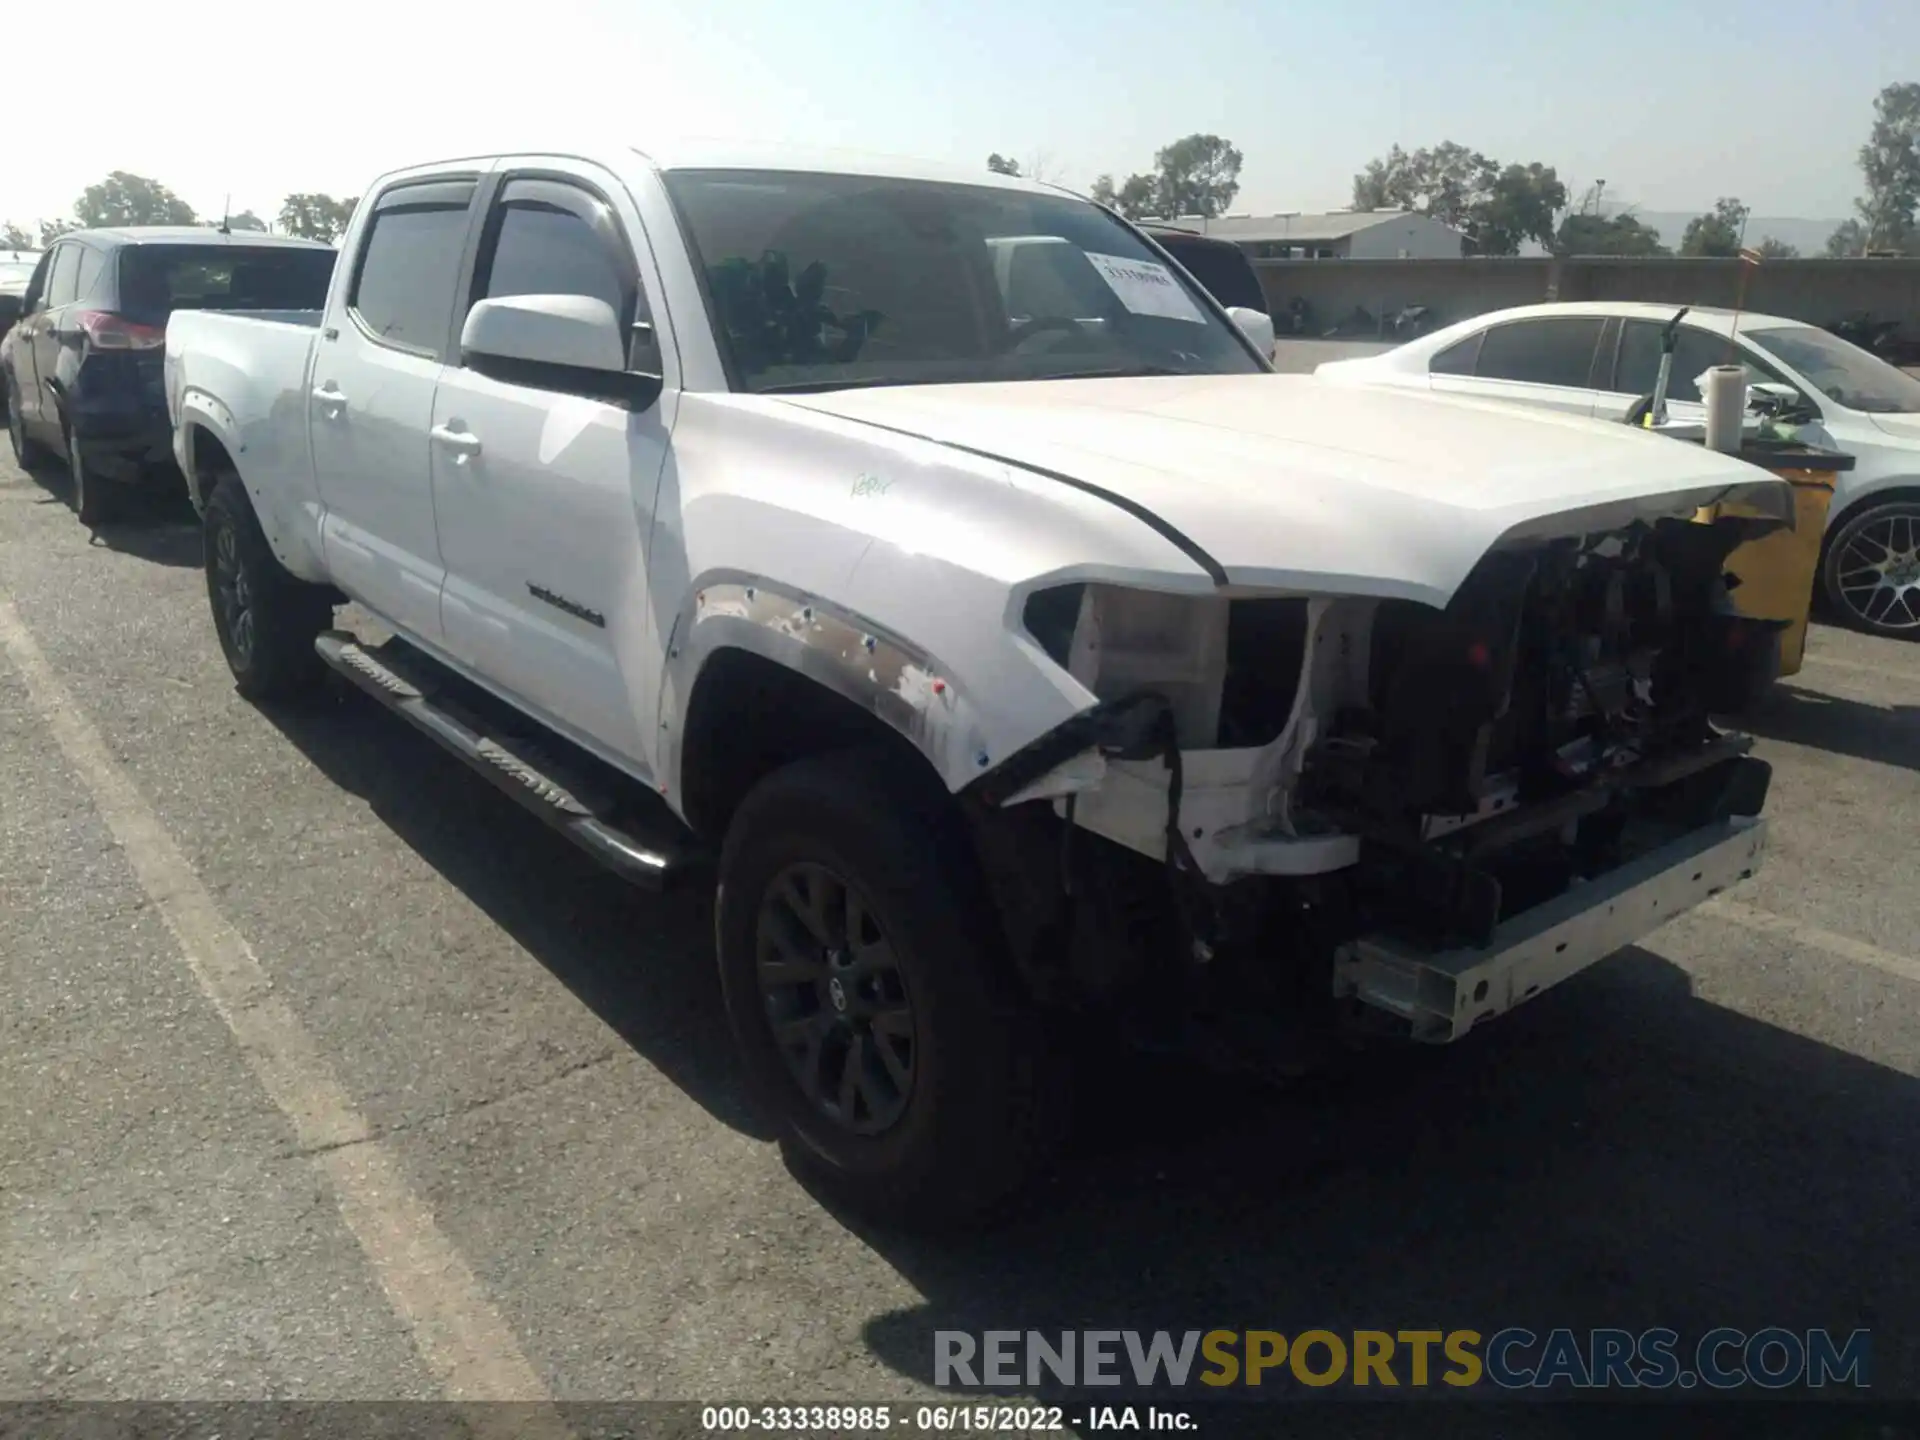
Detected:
left=1153, top=210, right=1467, bottom=260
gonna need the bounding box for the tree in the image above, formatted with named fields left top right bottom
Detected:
left=1825, top=218, right=1869, bottom=257
left=1091, top=134, right=1243, bottom=220
left=1349, top=142, right=1563, bottom=254
left=1, top=221, right=33, bottom=250
left=224, top=209, right=269, bottom=232
left=38, top=218, right=77, bottom=246
left=74, top=172, right=197, bottom=228
left=1151, top=134, right=1243, bottom=219
left=277, top=193, right=358, bottom=243
left=1472, top=162, right=1569, bottom=256
left=1852, top=82, right=1920, bottom=254
left=1554, top=210, right=1669, bottom=256
left=1678, top=197, right=1750, bottom=257
left=1088, top=172, right=1159, bottom=219
left=986, top=153, right=1022, bottom=177
left=1755, top=236, right=1800, bottom=259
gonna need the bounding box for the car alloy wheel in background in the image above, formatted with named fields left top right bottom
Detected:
left=1826, top=498, right=1920, bottom=637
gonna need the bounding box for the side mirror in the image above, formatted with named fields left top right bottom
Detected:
left=461, top=294, right=661, bottom=407
left=1749, top=380, right=1811, bottom=411
left=1226, top=305, right=1276, bottom=360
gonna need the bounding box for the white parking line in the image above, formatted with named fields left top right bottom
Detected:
left=1702, top=896, right=1920, bottom=987
left=0, top=592, right=569, bottom=1433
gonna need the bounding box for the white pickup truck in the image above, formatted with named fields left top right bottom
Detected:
left=166, top=143, right=1787, bottom=1225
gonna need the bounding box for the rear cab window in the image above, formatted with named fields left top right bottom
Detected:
left=117, top=244, right=336, bottom=325
left=348, top=178, right=478, bottom=359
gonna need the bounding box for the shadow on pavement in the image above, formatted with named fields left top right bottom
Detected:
left=850, top=948, right=1917, bottom=1408
left=1741, top=682, right=1920, bottom=774
left=15, top=453, right=202, bottom=567
left=262, top=684, right=772, bottom=1141
left=254, top=678, right=1917, bottom=1419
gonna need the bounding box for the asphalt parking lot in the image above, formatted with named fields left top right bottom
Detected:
left=3, top=446, right=1918, bottom=1426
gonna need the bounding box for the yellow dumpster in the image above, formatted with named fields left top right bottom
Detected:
left=1688, top=440, right=1853, bottom=678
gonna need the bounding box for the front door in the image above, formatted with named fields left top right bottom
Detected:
left=6, top=249, right=53, bottom=425
left=1596, top=320, right=1778, bottom=425
left=431, top=167, right=675, bottom=768
left=309, top=177, right=479, bottom=646
left=27, top=243, right=80, bottom=434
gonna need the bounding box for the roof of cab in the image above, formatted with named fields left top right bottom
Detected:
left=60, top=226, right=332, bottom=250
left=630, top=139, right=1074, bottom=196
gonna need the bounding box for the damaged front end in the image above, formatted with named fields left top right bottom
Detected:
left=964, top=505, right=1785, bottom=1068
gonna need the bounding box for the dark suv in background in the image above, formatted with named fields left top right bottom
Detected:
left=2, top=228, right=334, bottom=524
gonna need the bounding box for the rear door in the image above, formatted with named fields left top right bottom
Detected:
left=1426, top=315, right=1610, bottom=418
left=310, top=175, right=483, bottom=645
left=429, top=164, right=674, bottom=761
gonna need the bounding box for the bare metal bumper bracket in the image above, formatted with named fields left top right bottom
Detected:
left=1334, top=816, right=1768, bottom=1043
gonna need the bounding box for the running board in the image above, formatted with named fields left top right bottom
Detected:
left=314, top=631, right=700, bottom=889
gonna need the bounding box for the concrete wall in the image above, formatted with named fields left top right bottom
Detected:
left=1255, top=256, right=1920, bottom=338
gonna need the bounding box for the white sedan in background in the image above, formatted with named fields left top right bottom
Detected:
left=1316, top=301, right=1920, bottom=638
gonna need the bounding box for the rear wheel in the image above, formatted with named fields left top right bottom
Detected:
left=6, top=374, right=47, bottom=468
left=204, top=472, right=335, bottom=701
left=66, top=421, right=118, bottom=527
left=1822, top=497, right=1920, bottom=638
left=716, top=748, right=1067, bottom=1228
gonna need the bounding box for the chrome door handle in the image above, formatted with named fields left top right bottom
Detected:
left=430, top=424, right=482, bottom=461
left=311, top=384, right=347, bottom=414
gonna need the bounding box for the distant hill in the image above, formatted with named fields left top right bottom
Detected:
left=1629, top=213, right=1848, bottom=256
left=1515, top=212, right=1851, bottom=258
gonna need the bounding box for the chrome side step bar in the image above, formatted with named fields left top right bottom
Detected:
left=1335, top=816, right=1768, bottom=1043
left=314, top=631, right=699, bottom=889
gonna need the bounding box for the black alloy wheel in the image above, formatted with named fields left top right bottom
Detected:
left=755, top=860, right=916, bottom=1137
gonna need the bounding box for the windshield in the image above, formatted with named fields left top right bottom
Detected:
left=663, top=169, right=1264, bottom=393
left=117, top=245, right=336, bottom=325
left=1746, top=324, right=1920, bottom=414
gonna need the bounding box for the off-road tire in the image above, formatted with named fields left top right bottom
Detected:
left=66, top=421, right=119, bottom=527
left=6, top=374, right=48, bottom=468
left=204, top=472, right=335, bottom=701
left=716, top=747, right=1067, bottom=1229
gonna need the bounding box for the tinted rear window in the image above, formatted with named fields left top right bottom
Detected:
left=1148, top=234, right=1266, bottom=312
left=119, top=245, right=336, bottom=323
left=1473, top=318, right=1606, bottom=389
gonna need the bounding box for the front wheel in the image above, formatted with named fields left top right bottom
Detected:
left=1822, top=497, right=1920, bottom=638
left=203, top=473, right=335, bottom=700
left=716, top=748, right=1067, bottom=1228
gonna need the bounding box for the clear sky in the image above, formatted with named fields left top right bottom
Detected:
left=7, top=0, right=1914, bottom=231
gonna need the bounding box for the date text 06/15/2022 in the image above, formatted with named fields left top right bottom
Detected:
left=700, top=1404, right=1183, bottom=1431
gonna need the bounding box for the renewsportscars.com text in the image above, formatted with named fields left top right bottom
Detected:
left=934, top=1328, right=1871, bottom=1392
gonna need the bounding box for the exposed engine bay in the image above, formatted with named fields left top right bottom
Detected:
left=968, top=507, right=1785, bottom=1063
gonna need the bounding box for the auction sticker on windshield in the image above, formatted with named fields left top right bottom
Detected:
left=1084, top=252, right=1206, bottom=323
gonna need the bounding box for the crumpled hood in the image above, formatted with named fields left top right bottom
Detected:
left=780, top=373, right=1787, bottom=608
